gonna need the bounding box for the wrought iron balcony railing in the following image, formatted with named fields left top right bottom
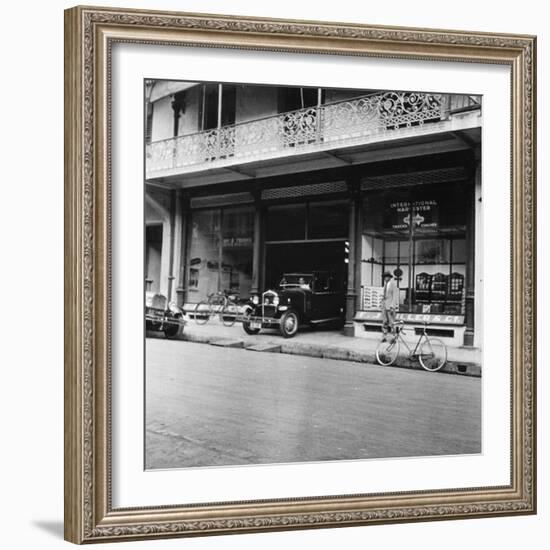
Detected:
left=146, top=91, right=479, bottom=175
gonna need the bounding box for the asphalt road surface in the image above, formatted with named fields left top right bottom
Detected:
left=146, top=339, right=481, bottom=469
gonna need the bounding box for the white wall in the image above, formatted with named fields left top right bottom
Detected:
left=177, top=85, right=201, bottom=136
left=151, top=95, right=173, bottom=141
left=236, top=85, right=278, bottom=123
left=0, top=2, right=546, bottom=550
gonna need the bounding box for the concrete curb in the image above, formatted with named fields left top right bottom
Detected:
left=177, top=331, right=481, bottom=377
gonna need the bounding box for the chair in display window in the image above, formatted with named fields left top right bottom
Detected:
left=448, top=272, right=465, bottom=301
left=447, top=272, right=465, bottom=314
left=431, top=272, right=448, bottom=311
left=414, top=272, right=432, bottom=308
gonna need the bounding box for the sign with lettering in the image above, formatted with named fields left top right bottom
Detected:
left=386, top=200, right=438, bottom=231
left=222, top=237, right=253, bottom=247
left=355, top=310, right=465, bottom=326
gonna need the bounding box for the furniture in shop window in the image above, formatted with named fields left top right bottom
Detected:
left=448, top=272, right=465, bottom=302
left=415, top=272, right=432, bottom=303
left=446, top=272, right=465, bottom=314
left=431, top=273, right=448, bottom=311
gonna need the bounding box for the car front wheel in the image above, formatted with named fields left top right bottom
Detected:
left=279, top=310, right=299, bottom=338
left=242, top=307, right=260, bottom=335
left=164, top=314, right=183, bottom=339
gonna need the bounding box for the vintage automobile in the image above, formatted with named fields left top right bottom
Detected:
left=145, top=292, right=187, bottom=338
left=242, top=271, right=345, bottom=338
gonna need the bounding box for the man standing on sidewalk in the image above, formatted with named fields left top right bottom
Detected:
left=381, top=271, right=399, bottom=340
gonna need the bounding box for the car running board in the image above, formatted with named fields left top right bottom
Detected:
left=309, top=317, right=342, bottom=325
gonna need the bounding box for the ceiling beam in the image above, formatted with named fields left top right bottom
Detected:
left=450, top=131, right=478, bottom=149
left=322, top=150, right=352, bottom=165
left=223, top=166, right=256, bottom=178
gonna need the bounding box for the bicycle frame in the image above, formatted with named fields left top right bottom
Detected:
left=391, top=324, right=429, bottom=360
left=207, top=292, right=228, bottom=310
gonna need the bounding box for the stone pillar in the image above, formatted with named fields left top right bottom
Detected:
left=175, top=192, right=190, bottom=307
left=343, top=181, right=359, bottom=336
left=251, top=193, right=262, bottom=296
left=464, top=159, right=479, bottom=346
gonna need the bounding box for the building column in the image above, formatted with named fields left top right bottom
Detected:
left=343, top=181, right=360, bottom=336
left=166, top=190, right=177, bottom=302
left=251, top=193, right=262, bottom=296
left=464, top=158, right=479, bottom=346
left=473, top=156, right=483, bottom=348
left=175, top=191, right=190, bottom=307
left=145, top=190, right=171, bottom=296
left=158, top=219, right=172, bottom=298
left=355, top=194, right=363, bottom=313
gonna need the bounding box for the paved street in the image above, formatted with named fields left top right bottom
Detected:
left=146, top=338, right=481, bottom=469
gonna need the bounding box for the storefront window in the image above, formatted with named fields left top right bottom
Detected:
left=188, top=206, right=253, bottom=301
left=221, top=207, right=254, bottom=296
left=360, top=182, right=469, bottom=315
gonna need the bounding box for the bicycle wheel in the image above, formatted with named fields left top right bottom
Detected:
left=419, top=337, right=447, bottom=372
left=194, top=300, right=211, bottom=325
left=221, top=299, right=238, bottom=327
left=376, top=337, right=400, bottom=366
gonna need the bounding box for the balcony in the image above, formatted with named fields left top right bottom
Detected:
left=146, top=92, right=481, bottom=182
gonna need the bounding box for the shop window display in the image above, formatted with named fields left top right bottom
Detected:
left=221, top=207, right=253, bottom=296
left=188, top=206, right=253, bottom=301
left=361, top=182, right=469, bottom=315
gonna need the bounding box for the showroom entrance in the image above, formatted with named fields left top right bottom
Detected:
left=262, top=199, right=349, bottom=297
left=264, top=240, right=348, bottom=291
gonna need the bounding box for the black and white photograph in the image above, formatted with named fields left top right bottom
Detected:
left=144, top=79, right=483, bottom=470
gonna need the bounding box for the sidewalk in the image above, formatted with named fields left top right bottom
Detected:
left=166, top=318, right=481, bottom=377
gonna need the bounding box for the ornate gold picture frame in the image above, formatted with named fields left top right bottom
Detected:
left=64, top=5, right=536, bottom=544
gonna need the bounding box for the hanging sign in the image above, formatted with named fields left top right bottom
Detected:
left=386, top=200, right=438, bottom=230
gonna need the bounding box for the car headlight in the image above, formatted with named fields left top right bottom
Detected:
left=168, top=302, right=182, bottom=314
left=273, top=295, right=280, bottom=306
left=252, top=295, right=259, bottom=305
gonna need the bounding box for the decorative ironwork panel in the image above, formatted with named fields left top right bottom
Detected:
left=322, top=95, right=384, bottom=142
left=234, top=116, right=283, bottom=156
left=377, top=92, right=442, bottom=128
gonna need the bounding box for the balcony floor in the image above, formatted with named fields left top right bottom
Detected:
left=146, top=115, right=481, bottom=190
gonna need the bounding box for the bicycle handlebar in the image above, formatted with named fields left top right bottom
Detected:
left=209, top=290, right=238, bottom=298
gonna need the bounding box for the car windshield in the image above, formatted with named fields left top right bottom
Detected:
left=279, top=275, right=313, bottom=288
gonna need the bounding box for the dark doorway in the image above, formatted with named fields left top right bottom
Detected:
left=201, top=83, right=237, bottom=130
left=145, top=224, right=163, bottom=293
left=264, top=240, right=347, bottom=291
left=277, top=86, right=321, bottom=113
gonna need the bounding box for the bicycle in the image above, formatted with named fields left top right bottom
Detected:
left=194, top=290, right=240, bottom=327
left=375, top=320, right=447, bottom=372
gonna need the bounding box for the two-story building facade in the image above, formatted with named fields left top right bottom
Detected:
left=145, top=80, right=482, bottom=349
